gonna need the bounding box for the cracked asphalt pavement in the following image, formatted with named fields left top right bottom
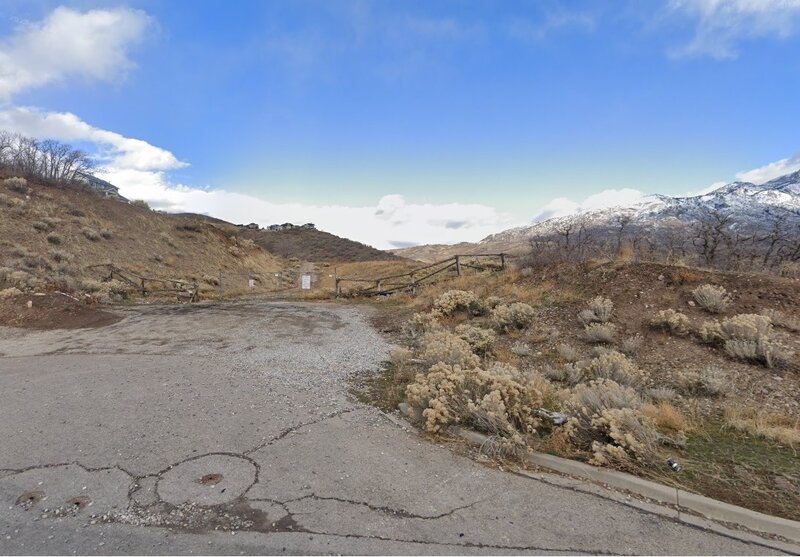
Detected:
left=0, top=301, right=791, bottom=555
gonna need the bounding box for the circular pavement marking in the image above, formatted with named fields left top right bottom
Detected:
left=158, top=455, right=256, bottom=506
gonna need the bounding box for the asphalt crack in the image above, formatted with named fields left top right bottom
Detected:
left=284, top=492, right=486, bottom=520
left=242, top=407, right=358, bottom=456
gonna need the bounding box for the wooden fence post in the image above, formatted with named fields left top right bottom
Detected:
left=455, top=255, right=461, bottom=276
left=335, top=278, right=341, bottom=297
left=218, top=271, right=224, bottom=300
left=500, top=253, right=506, bottom=270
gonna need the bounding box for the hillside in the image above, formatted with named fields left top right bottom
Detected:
left=486, top=170, right=800, bottom=246
left=0, top=173, right=286, bottom=301
left=396, top=170, right=800, bottom=268
left=241, top=226, right=402, bottom=262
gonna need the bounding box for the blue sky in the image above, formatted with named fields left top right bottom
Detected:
left=1, top=1, right=799, bottom=248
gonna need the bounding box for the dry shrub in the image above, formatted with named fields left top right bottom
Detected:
left=557, top=343, right=581, bottom=363
left=433, top=289, right=476, bottom=316
left=721, top=313, right=772, bottom=340
left=67, top=207, right=85, bottom=217
left=454, top=324, right=496, bottom=353
left=48, top=249, right=72, bottom=263
left=100, top=279, right=131, bottom=300
left=491, top=302, right=536, bottom=331
left=761, top=309, right=800, bottom=332
left=724, top=338, right=790, bottom=368
left=420, top=330, right=480, bottom=369
left=698, top=320, right=723, bottom=343
left=651, top=309, right=690, bottom=336
left=584, top=322, right=616, bottom=344
left=647, top=387, right=677, bottom=402
left=666, top=267, right=703, bottom=285
left=542, top=363, right=583, bottom=385
left=702, top=314, right=791, bottom=368
left=692, top=284, right=731, bottom=314
left=1, top=195, right=25, bottom=209
left=389, top=347, right=413, bottom=367
left=46, top=233, right=62, bottom=245
left=3, top=176, right=28, bottom=193
left=577, top=309, right=597, bottom=326
left=677, top=366, right=731, bottom=397
left=81, top=227, right=101, bottom=241
left=79, top=279, right=104, bottom=293
left=620, top=335, right=643, bottom=356
left=131, top=199, right=150, bottom=209
left=32, top=220, right=53, bottom=232
left=405, top=362, right=557, bottom=443
left=641, top=402, right=689, bottom=433
left=582, top=296, right=614, bottom=324
left=0, top=287, right=23, bottom=298
left=100, top=229, right=113, bottom=239
left=510, top=340, right=532, bottom=357
left=403, top=312, right=442, bottom=341
left=584, top=351, right=646, bottom=387
left=724, top=406, right=800, bottom=446
left=577, top=297, right=614, bottom=326
left=563, top=379, right=658, bottom=466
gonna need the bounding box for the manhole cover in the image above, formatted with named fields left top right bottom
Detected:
left=158, top=455, right=256, bottom=506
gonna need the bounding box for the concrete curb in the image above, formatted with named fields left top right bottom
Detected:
left=449, top=425, right=800, bottom=545
left=396, top=405, right=800, bottom=545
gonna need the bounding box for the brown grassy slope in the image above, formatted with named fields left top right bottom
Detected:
left=242, top=227, right=402, bottom=262
left=0, top=176, right=286, bottom=292
left=391, top=239, right=524, bottom=263
left=356, top=259, right=800, bottom=519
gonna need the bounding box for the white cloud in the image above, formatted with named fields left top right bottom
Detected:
left=1, top=105, right=514, bottom=250
left=0, top=6, right=150, bottom=98
left=531, top=188, right=645, bottom=222
left=0, top=106, right=186, bottom=171
left=111, top=180, right=519, bottom=250
left=667, top=0, right=800, bottom=59
left=735, top=150, right=800, bottom=183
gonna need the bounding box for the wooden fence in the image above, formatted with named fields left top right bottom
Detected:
left=335, top=253, right=507, bottom=297
left=86, top=264, right=199, bottom=302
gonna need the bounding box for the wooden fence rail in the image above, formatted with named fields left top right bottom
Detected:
left=86, top=263, right=199, bottom=302
left=335, top=253, right=507, bottom=297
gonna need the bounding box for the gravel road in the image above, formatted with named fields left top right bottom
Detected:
left=0, top=301, right=792, bottom=555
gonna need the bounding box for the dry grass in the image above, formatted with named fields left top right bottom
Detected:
left=641, top=402, right=689, bottom=433
left=724, top=406, right=800, bottom=446
left=0, top=177, right=287, bottom=298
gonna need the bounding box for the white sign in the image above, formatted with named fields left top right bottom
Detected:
left=248, top=278, right=256, bottom=289
left=301, top=274, right=312, bottom=290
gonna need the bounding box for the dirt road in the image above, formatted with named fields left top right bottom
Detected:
left=0, top=301, right=790, bottom=554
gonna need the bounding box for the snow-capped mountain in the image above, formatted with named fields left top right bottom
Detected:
left=482, top=170, right=800, bottom=245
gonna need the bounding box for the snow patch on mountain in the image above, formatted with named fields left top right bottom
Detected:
left=483, top=170, right=800, bottom=244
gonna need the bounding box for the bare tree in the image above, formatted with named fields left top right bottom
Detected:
left=692, top=208, right=732, bottom=266
left=613, top=213, right=632, bottom=255
left=0, top=131, right=94, bottom=182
